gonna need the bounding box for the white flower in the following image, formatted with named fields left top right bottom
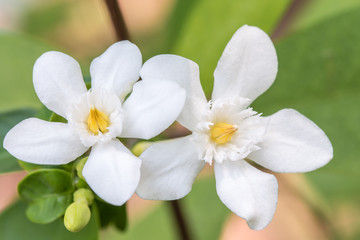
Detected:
left=4, top=41, right=186, bottom=206
left=136, top=25, right=333, bottom=230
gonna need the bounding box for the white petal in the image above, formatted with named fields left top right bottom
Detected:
left=3, top=118, right=88, bottom=165
left=90, top=41, right=142, bottom=101
left=214, top=160, right=278, bottom=230
left=121, top=79, right=186, bottom=139
left=212, top=25, right=278, bottom=103
left=83, top=140, right=141, bottom=206
left=33, top=51, right=87, bottom=119
left=137, top=136, right=205, bottom=200
left=140, top=55, right=208, bottom=131
left=248, top=109, right=333, bottom=173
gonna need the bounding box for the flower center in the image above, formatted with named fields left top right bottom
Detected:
left=210, top=122, right=238, bottom=144
left=87, top=107, right=110, bottom=135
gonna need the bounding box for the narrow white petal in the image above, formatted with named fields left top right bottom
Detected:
left=214, top=160, right=278, bottom=230
left=83, top=140, right=141, bottom=206
left=3, top=118, right=88, bottom=165
left=137, top=136, right=205, bottom=200
left=212, top=25, right=278, bottom=103
left=121, top=79, right=186, bottom=139
left=140, top=55, right=208, bottom=131
left=90, top=41, right=142, bottom=101
left=33, top=51, right=87, bottom=119
left=248, top=109, right=333, bottom=172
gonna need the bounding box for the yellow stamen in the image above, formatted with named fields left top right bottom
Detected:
left=210, top=122, right=238, bottom=144
left=87, top=108, right=109, bottom=135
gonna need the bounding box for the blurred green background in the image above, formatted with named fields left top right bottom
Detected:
left=0, top=0, right=359, bottom=239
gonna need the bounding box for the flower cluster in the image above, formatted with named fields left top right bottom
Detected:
left=4, top=41, right=186, bottom=206
left=3, top=25, right=333, bottom=230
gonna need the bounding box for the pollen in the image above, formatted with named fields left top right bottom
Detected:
left=210, top=122, right=238, bottom=144
left=87, top=107, right=110, bottom=135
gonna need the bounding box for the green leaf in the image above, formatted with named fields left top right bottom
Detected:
left=17, top=160, right=68, bottom=173
left=26, top=194, right=72, bottom=224
left=0, top=201, right=99, bottom=240
left=97, top=200, right=127, bottom=231
left=291, top=0, right=360, bottom=31
left=18, top=169, right=74, bottom=201
left=253, top=7, right=360, bottom=203
left=0, top=108, right=37, bottom=174
left=18, top=169, right=75, bottom=223
left=35, top=106, right=53, bottom=121
left=164, top=0, right=200, bottom=51
left=0, top=33, right=54, bottom=112
left=171, top=0, right=291, bottom=95
left=0, top=151, right=22, bottom=174
left=22, top=1, right=70, bottom=36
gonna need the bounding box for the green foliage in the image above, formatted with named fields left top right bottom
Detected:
left=1, top=0, right=359, bottom=239
left=18, top=169, right=75, bottom=224
left=97, top=201, right=127, bottom=231
left=103, top=202, right=173, bottom=239
left=165, top=0, right=200, bottom=51
left=49, top=112, right=67, bottom=123
left=253, top=7, right=360, bottom=203
left=182, top=177, right=229, bottom=240
left=18, top=169, right=73, bottom=201
left=170, top=0, right=291, bottom=95
left=0, top=152, right=21, bottom=174
left=26, top=194, right=72, bottom=224
left=35, top=106, right=53, bottom=121
left=0, top=201, right=99, bottom=240
left=291, top=0, right=360, bottom=31
left=17, top=160, right=66, bottom=173
left=0, top=33, right=53, bottom=111
left=0, top=108, right=37, bottom=174
left=102, top=177, right=228, bottom=240
left=0, top=33, right=61, bottom=173
left=22, top=1, right=70, bottom=36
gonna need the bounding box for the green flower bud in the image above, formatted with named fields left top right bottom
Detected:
left=76, top=157, right=88, bottom=180
left=64, top=202, right=91, bottom=232
left=74, top=188, right=94, bottom=206
left=131, top=141, right=153, bottom=157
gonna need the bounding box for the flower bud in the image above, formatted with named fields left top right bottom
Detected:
left=131, top=141, right=153, bottom=157
left=76, top=157, right=88, bottom=180
left=74, top=188, right=94, bottom=206
left=64, top=202, right=91, bottom=232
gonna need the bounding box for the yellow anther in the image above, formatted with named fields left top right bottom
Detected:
left=87, top=108, right=109, bottom=135
left=210, top=122, right=238, bottom=144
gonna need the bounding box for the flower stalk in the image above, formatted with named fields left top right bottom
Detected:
left=103, top=0, right=130, bottom=41
left=102, top=1, right=193, bottom=238
left=169, top=200, right=192, bottom=240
